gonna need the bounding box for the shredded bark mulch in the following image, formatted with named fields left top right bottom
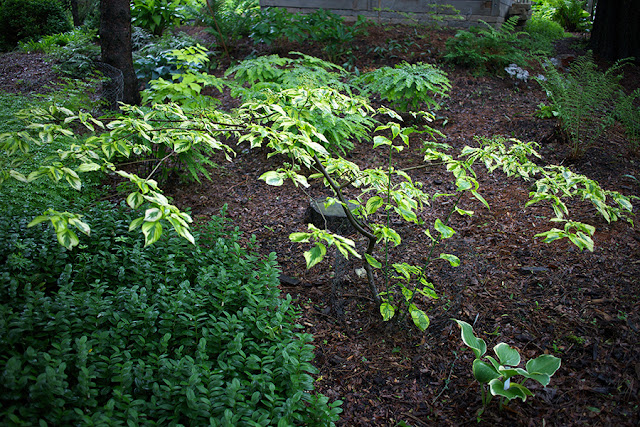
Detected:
left=2, top=23, right=639, bottom=426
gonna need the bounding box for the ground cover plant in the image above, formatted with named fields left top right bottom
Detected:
left=1, top=8, right=639, bottom=427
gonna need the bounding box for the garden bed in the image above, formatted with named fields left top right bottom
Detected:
left=2, top=22, right=639, bottom=426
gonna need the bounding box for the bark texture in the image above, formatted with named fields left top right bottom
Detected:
left=99, top=0, right=140, bottom=106
left=589, top=0, right=640, bottom=62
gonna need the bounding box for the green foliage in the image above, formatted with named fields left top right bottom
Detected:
left=459, top=136, right=636, bottom=248
left=202, top=0, right=259, bottom=49
left=34, top=76, right=107, bottom=113
left=444, top=17, right=528, bottom=75
left=522, top=16, right=567, bottom=56
left=19, top=28, right=94, bottom=54
left=227, top=53, right=373, bottom=155
left=248, top=7, right=370, bottom=64
left=131, top=0, right=189, bottom=36
left=257, top=115, right=475, bottom=330
left=240, top=84, right=376, bottom=156
left=536, top=53, right=628, bottom=158
left=0, top=100, right=235, bottom=248
left=133, top=31, right=203, bottom=84
left=0, top=204, right=341, bottom=425
left=142, top=43, right=224, bottom=108
left=454, top=319, right=561, bottom=417
left=0, top=0, right=72, bottom=50
left=532, top=0, right=591, bottom=32
left=353, top=62, right=451, bottom=112
left=19, top=28, right=100, bottom=77
left=615, top=88, right=640, bottom=151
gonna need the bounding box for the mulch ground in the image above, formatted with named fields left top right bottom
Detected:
left=2, top=22, right=639, bottom=426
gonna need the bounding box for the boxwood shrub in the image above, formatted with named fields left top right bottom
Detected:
left=0, top=203, right=341, bottom=426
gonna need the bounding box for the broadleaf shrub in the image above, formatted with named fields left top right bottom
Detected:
left=0, top=203, right=341, bottom=425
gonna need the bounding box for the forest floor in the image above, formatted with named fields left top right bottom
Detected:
left=2, top=22, right=639, bottom=426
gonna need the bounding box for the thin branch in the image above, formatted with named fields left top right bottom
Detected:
left=313, top=154, right=381, bottom=305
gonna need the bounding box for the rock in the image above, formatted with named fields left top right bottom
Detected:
left=305, top=197, right=358, bottom=234
left=518, top=266, right=550, bottom=275
left=278, top=274, right=300, bottom=286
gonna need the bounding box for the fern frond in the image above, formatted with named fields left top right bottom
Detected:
left=353, top=63, right=450, bottom=112
left=537, top=52, right=628, bottom=158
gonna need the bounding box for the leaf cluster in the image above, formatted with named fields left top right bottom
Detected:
left=248, top=7, right=370, bottom=64
left=532, top=0, right=591, bottom=32
left=536, top=53, right=629, bottom=158
left=454, top=319, right=561, bottom=414
left=131, top=0, right=190, bottom=36
left=444, top=17, right=529, bottom=75
left=0, top=0, right=72, bottom=50
left=522, top=16, right=568, bottom=56
left=228, top=54, right=375, bottom=155
left=460, top=136, right=636, bottom=250
left=614, top=88, right=640, bottom=151
left=133, top=31, right=203, bottom=84
left=353, top=62, right=451, bottom=112
left=0, top=204, right=341, bottom=425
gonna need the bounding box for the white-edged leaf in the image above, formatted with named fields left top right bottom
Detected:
left=439, top=253, right=460, bottom=267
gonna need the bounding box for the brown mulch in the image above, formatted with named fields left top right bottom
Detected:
left=2, top=23, right=639, bottom=426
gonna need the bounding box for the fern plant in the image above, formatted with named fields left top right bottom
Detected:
left=615, top=88, right=640, bottom=151
left=536, top=53, right=627, bottom=158
left=353, top=62, right=451, bottom=112
left=444, top=17, right=528, bottom=75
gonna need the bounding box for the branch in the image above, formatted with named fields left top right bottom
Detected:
left=313, top=154, right=381, bottom=305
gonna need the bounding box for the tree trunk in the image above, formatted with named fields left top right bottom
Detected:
left=70, top=0, right=81, bottom=26
left=99, top=0, right=140, bottom=106
left=589, top=0, right=640, bottom=62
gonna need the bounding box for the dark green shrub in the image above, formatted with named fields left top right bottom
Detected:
left=532, top=0, right=591, bottom=32
left=0, top=0, right=72, bottom=50
left=248, top=8, right=370, bottom=64
left=0, top=203, right=342, bottom=425
left=523, top=16, right=567, bottom=55
left=131, top=0, right=188, bottom=36
left=133, top=31, right=201, bottom=84
left=443, top=17, right=528, bottom=75
left=202, top=0, right=259, bottom=49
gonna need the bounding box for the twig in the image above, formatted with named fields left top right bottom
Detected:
left=432, top=350, right=458, bottom=405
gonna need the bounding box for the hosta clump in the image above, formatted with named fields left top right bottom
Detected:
left=0, top=204, right=341, bottom=426
left=353, top=62, right=451, bottom=112
left=454, top=320, right=561, bottom=417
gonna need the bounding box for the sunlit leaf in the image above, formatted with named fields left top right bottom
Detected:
left=494, top=343, right=521, bottom=367
left=380, top=302, right=395, bottom=321
left=409, top=306, right=430, bottom=331
left=439, top=253, right=460, bottom=267
left=259, top=170, right=284, bottom=186
left=453, top=319, right=486, bottom=359
left=434, top=218, right=455, bottom=239
left=304, top=242, right=326, bottom=269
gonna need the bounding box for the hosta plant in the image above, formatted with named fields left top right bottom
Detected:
left=454, top=319, right=561, bottom=417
